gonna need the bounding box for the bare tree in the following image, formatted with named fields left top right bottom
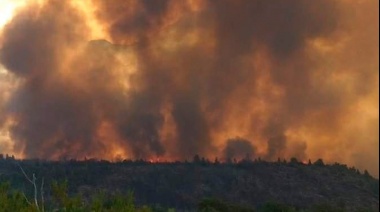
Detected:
left=17, top=163, right=45, bottom=212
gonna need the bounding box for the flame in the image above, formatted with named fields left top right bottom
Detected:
left=69, top=0, right=109, bottom=41
left=148, top=157, right=161, bottom=163
left=0, top=0, right=24, bottom=30
left=0, top=0, right=46, bottom=31
left=0, top=0, right=378, bottom=177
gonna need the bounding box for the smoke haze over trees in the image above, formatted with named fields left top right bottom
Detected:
left=0, top=0, right=378, bottom=177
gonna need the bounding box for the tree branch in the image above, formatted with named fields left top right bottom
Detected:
left=17, top=163, right=33, bottom=184
left=22, top=192, right=33, bottom=206
left=33, top=173, right=39, bottom=209
left=41, top=177, right=45, bottom=212
left=17, top=163, right=41, bottom=211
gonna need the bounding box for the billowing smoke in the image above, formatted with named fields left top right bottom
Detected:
left=223, top=138, right=256, bottom=161
left=0, top=0, right=378, bottom=176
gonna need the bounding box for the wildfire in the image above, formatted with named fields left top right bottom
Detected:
left=148, top=157, right=161, bottom=163
left=0, top=0, right=23, bottom=29
left=0, top=0, right=378, bottom=177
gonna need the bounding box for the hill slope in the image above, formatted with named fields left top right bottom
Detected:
left=0, top=159, right=378, bottom=211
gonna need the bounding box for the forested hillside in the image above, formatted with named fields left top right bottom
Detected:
left=0, top=157, right=378, bottom=211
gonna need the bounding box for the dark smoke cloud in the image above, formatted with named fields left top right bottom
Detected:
left=0, top=1, right=167, bottom=158
left=0, top=0, right=378, bottom=176
left=265, top=135, right=287, bottom=161
left=0, top=1, right=88, bottom=77
left=0, top=1, right=97, bottom=158
left=0, top=0, right=342, bottom=158
left=223, top=137, right=256, bottom=160
left=291, top=141, right=307, bottom=161
left=172, top=92, right=213, bottom=158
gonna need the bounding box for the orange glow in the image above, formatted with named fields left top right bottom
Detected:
left=0, top=0, right=378, bottom=177
left=148, top=157, right=161, bottom=163
left=0, top=0, right=25, bottom=30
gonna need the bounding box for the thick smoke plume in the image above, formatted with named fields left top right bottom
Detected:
left=223, top=137, right=256, bottom=161
left=0, top=0, right=378, bottom=176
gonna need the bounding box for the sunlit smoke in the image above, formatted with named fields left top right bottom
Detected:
left=0, top=0, right=378, bottom=177
left=0, top=0, right=24, bottom=30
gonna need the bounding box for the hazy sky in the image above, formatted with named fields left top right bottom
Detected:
left=0, top=0, right=378, bottom=176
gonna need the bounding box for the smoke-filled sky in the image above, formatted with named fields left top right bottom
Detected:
left=0, top=0, right=378, bottom=176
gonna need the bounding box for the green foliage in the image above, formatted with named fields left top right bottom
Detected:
left=105, top=191, right=136, bottom=212
left=0, top=182, right=38, bottom=211
left=0, top=180, right=376, bottom=212
left=51, top=180, right=84, bottom=211
left=51, top=180, right=69, bottom=206
left=198, top=198, right=227, bottom=212
left=0, top=180, right=159, bottom=212
left=91, top=191, right=106, bottom=211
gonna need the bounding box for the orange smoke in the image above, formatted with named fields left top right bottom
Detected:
left=0, top=0, right=378, bottom=177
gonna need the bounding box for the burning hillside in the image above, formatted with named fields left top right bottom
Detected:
left=0, top=0, right=378, bottom=176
